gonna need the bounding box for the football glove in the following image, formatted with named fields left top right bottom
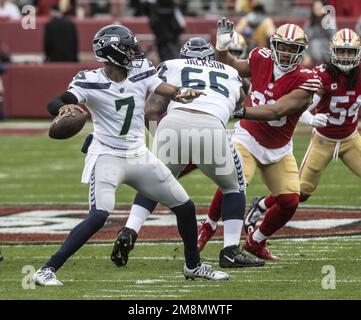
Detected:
left=216, top=17, right=234, bottom=51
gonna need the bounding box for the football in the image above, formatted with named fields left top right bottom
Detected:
left=49, top=109, right=88, bottom=139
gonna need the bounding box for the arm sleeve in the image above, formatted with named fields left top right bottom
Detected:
left=47, top=91, right=79, bottom=116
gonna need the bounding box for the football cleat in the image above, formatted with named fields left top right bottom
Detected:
left=183, top=263, right=229, bottom=281
left=219, top=244, right=265, bottom=268
left=244, top=196, right=266, bottom=234
left=243, top=232, right=280, bottom=261
left=197, top=221, right=217, bottom=251
left=0, top=248, right=3, bottom=262
left=32, top=267, right=63, bottom=286
left=111, top=227, right=138, bottom=267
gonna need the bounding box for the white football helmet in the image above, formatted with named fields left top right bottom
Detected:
left=270, top=23, right=308, bottom=72
left=330, top=28, right=361, bottom=72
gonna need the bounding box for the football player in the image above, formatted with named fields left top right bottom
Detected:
left=32, top=25, right=229, bottom=286
left=111, top=37, right=265, bottom=269
left=299, top=29, right=361, bottom=202
left=198, top=18, right=323, bottom=260
left=234, top=29, right=361, bottom=236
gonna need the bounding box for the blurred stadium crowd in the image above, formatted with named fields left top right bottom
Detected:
left=0, top=0, right=360, bottom=119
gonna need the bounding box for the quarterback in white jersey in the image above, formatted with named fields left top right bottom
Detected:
left=67, top=59, right=160, bottom=157
left=114, top=37, right=265, bottom=269
left=32, top=25, right=229, bottom=286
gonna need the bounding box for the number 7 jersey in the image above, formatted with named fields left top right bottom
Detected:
left=239, top=47, right=321, bottom=148
left=67, top=59, right=162, bottom=156
left=314, top=63, right=361, bottom=140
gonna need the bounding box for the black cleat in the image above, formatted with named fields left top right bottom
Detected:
left=219, top=245, right=265, bottom=268
left=111, top=227, right=138, bottom=267
left=244, top=196, right=266, bottom=234
left=0, top=248, right=3, bottom=262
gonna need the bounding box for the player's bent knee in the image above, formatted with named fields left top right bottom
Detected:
left=93, top=182, right=116, bottom=213
left=276, top=193, right=300, bottom=211
left=89, top=207, right=109, bottom=226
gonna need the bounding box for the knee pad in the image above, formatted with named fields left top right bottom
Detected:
left=275, top=193, right=299, bottom=212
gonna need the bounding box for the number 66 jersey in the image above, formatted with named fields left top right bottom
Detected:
left=314, top=63, right=361, bottom=140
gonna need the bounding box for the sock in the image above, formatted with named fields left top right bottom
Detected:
left=223, top=219, right=242, bottom=248
left=252, top=228, right=267, bottom=243
left=205, top=217, right=218, bottom=231
left=126, top=204, right=151, bottom=234
left=221, top=192, right=246, bottom=220
left=171, top=200, right=200, bottom=269
left=263, top=195, right=277, bottom=210
left=133, top=192, right=158, bottom=212
left=44, top=208, right=108, bottom=271
left=259, top=194, right=299, bottom=237
left=208, top=187, right=223, bottom=221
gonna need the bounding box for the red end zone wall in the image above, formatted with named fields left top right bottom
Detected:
left=1, top=16, right=359, bottom=118
left=3, top=62, right=101, bottom=118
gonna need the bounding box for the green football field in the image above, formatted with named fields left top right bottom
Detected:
left=0, top=121, right=361, bottom=300
left=0, top=122, right=360, bottom=206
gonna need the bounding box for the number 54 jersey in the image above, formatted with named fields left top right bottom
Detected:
left=314, top=63, right=361, bottom=140
left=239, top=47, right=321, bottom=149
left=159, top=58, right=243, bottom=126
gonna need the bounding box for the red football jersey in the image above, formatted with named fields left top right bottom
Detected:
left=239, top=47, right=320, bottom=148
left=314, top=63, right=361, bottom=139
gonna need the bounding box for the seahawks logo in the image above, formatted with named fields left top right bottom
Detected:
left=93, top=35, right=120, bottom=50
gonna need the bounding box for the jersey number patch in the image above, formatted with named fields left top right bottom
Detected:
left=328, top=95, right=361, bottom=125
left=251, top=90, right=287, bottom=127
left=181, top=67, right=230, bottom=97
left=115, top=96, right=135, bottom=135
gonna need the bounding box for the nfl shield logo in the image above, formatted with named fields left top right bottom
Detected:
left=268, top=83, right=274, bottom=89
left=331, top=83, right=338, bottom=90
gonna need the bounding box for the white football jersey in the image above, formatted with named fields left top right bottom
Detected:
left=159, top=58, right=243, bottom=126
left=68, top=59, right=162, bottom=156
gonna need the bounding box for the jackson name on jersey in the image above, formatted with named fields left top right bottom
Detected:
left=158, top=58, right=243, bottom=126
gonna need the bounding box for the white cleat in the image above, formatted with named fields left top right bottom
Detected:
left=32, top=268, right=63, bottom=286
left=183, top=263, right=229, bottom=281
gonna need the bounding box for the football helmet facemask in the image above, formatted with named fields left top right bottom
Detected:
left=93, top=24, right=144, bottom=69
left=180, top=37, right=215, bottom=60
left=270, top=23, right=308, bottom=72
left=330, top=28, right=361, bottom=72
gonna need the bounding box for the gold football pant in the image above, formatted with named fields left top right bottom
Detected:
left=235, top=142, right=300, bottom=196
left=300, top=131, right=361, bottom=197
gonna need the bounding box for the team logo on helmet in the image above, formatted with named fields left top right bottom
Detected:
left=180, top=37, right=215, bottom=60
left=92, top=25, right=144, bottom=69
left=270, top=24, right=308, bottom=72
left=330, top=28, right=361, bottom=72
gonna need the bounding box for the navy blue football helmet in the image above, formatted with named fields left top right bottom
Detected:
left=93, top=24, right=144, bottom=69
left=179, top=37, right=215, bottom=60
